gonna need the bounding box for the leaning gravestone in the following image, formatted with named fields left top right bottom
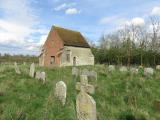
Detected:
left=144, top=67, right=154, bottom=76
left=29, top=63, right=35, bottom=77
left=108, top=65, right=115, bottom=72
left=119, top=66, right=128, bottom=72
left=14, top=62, right=21, bottom=74
left=55, top=81, right=67, bottom=105
left=76, top=75, right=97, bottom=120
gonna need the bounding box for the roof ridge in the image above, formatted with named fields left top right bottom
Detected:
left=52, top=25, right=80, bottom=33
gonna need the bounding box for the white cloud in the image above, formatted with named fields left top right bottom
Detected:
left=65, top=8, right=80, bottom=15
left=130, top=17, right=145, bottom=26
left=54, top=2, right=77, bottom=11
left=0, top=0, right=37, bottom=45
left=151, top=6, right=160, bottom=16
left=38, top=35, right=48, bottom=45
left=54, top=3, right=67, bottom=11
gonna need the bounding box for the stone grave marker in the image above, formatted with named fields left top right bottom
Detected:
left=144, top=67, right=154, bottom=76
left=88, top=70, right=97, bottom=86
left=76, top=75, right=95, bottom=94
left=130, top=68, right=138, bottom=74
left=119, top=66, right=128, bottom=72
left=108, top=65, right=115, bottom=72
left=14, top=62, right=21, bottom=74
left=72, top=67, right=79, bottom=82
left=76, top=75, right=97, bottom=120
left=81, top=69, right=90, bottom=76
left=40, top=72, right=46, bottom=84
left=156, top=65, right=160, bottom=70
left=55, top=81, right=67, bottom=105
left=29, top=63, right=35, bottom=77
left=35, top=71, right=41, bottom=80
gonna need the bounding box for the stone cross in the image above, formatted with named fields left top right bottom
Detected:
left=29, top=63, right=35, bottom=77
left=76, top=75, right=97, bottom=120
left=55, top=81, right=67, bottom=105
left=14, top=62, right=21, bottom=74
left=76, top=75, right=95, bottom=95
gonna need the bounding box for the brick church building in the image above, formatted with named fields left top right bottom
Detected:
left=39, top=26, right=94, bottom=67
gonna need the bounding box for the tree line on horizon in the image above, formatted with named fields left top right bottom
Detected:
left=0, top=53, right=38, bottom=64
left=91, top=16, right=160, bottom=67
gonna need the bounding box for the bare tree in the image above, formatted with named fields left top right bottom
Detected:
left=150, top=16, right=160, bottom=66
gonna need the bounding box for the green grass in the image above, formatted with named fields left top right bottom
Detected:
left=0, top=64, right=160, bottom=120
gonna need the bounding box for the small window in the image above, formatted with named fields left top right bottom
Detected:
left=50, top=56, right=55, bottom=64
left=66, top=54, right=70, bottom=62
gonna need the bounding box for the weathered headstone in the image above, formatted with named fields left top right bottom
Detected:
left=40, top=72, right=46, bottom=84
left=29, top=63, right=35, bottom=77
left=14, top=62, right=21, bottom=74
left=108, top=65, right=115, bottom=72
left=72, top=67, right=79, bottom=82
left=144, top=67, right=154, bottom=76
left=88, top=70, right=97, bottom=86
left=55, top=81, right=67, bottom=105
left=76, top=75, right=97, bottom=120
left=72, top=67, right=79, bottom=76
left=76, top=75, right=95, bottom=94
left=119, top=66, right=128, bottom=72
left=35, top=71, right=41, bottom=80
left=130, top=68, right=138, bottom=74
left=81, top=69, right=90, bottom=76
left=156, top=65, right=160, bottom=70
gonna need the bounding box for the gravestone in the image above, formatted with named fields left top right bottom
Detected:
left=144, top=67, right=154, bottom=76
left=130, top=68, right=138, bottom=74
left=88, top=70, right=97, bottom=86
left=108, top=65, right=115, bottom=72
left=40, top=72, right=46, bottom=84
left=81, top=69, right=90, bottom=76
left=76, top=75, right=95, bottom=94
left=14, top=62, right=21, bottom=74
left=119, top=66, right=128, bottom=72
left=35, top=71, right=41, bottom=80
left=55, top=81, right=67, bottom=105
left=156, top=65, right=160, bottom=70
left=72, top=67, right=79, bottom=82
left=29, top=63, right=35, bottom=77
left=76, top=75, right=97, bottom=120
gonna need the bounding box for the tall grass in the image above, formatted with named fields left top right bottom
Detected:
left=0, top=64, right=160, bottom=120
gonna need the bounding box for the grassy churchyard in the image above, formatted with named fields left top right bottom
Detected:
left=0, top=64, right=160, bottom=120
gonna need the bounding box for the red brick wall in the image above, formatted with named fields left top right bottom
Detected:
left=43, top=29, right=64, bottom=67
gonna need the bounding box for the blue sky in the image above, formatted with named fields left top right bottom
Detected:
left=0, top=0, right=160, bottom=55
